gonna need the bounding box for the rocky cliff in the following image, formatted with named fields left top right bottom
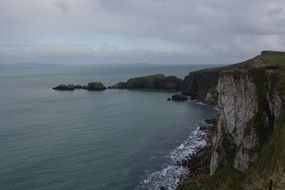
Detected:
left=210, top=73, right=259, bottom=174
left=109, top=74, right=182, bottom=91
left=181, top=68, right=222, bottom=104
left=180, top=51, right=285, bottom=189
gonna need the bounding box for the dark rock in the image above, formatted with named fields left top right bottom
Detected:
left=87, top=82, right=106, bottom=91
left=172, top=94, right=188, bottom=101
left=81, top=85, right=88, bottom=89
left=176, top=160, right=181, bottom=166
left=205, top=118, right=217, bottom=125
left=126, top=74, right=165, bottom=89
left=53, top=84, right=76, bottom=91
left=108, top=82, right=127, bottom=89
left=160, top=186, right=166, bottom=190
left=53, top=82, right=106, bottom=91
left=181, top=68, right=222, bottom=104
left=164, top=75, right=183, bottom=90
left=74, top=84, right=83, bottom=89
left=109, top=74, right=183, bottom=91
left=199, top=125, right=208, bottom=131
left=167, top=98, right=171, bottom=101
left=181, top=159, right=188, bottom=167
left=186, top=145, right=212, bottom=174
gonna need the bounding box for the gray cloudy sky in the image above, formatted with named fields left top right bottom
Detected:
left=0, top=0, right=285, bottom=64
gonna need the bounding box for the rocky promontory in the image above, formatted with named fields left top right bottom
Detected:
left=177, top=50, right=285, bottom=190
left=109, top=74, right=182, bottom=91
left=53, top=82, right=106, bottom=91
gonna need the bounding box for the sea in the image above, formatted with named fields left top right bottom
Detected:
left=0, top=63, right=219, bottom=190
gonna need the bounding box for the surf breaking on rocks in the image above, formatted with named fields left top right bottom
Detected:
left=137, top=121, right=209, bottom=190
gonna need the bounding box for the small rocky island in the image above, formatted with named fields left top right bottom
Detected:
left=53, top=82, right=106, bottom=91
left=108, top=74, right=182, bottom=91
left=53, top=74, right=189, bottom=102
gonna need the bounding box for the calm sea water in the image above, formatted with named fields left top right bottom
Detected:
left=0, top=64, right=218, bottom=190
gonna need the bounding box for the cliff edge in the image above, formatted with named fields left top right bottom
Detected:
left=179, top=51, right=285, bottom=189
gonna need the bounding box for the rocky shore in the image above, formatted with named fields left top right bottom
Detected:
left=176, top=118, right=217, bottom=189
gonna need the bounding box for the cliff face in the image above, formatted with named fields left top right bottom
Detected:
left=210, top=74, right=259, bottom=173
left=180, top=51, right=285, bottom=189
left=211, top=54, right=285, bottom=172
left=181, top=69, right=221, bottom=103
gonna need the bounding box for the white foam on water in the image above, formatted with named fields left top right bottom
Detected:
left=137, top=122, right=208, bottom=190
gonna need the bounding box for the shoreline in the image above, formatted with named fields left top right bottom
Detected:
left=138, top=98, right=219, bottom=190
left=166, top=98, right=219, bottom=190
left=176, top=117, right=217, bottom=189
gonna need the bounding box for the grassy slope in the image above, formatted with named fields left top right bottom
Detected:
left=181, top=51, right=285, bottom=190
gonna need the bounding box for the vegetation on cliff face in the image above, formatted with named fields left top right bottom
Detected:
left=183, top=113, right=285, bottom=190
left=180, top=51, right=285, bottom=190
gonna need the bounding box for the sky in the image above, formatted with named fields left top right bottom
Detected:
left=0, top=0, right=285, bottom=64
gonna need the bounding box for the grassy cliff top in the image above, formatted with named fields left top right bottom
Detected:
left=126, top=74, right=166, bottom=81
left=229, top=50, right=285, bottom=68
left=189, top=51, right=285, bottom=75
left=211, top=51, right=285, bottom=79
left=183, top=51, right=285, bottom=101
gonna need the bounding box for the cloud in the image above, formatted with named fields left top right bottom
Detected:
left=0, top=0, right=285, bottom=64
left=54, top=0, right=70, bottom=13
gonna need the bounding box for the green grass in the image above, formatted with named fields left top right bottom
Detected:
left=127, top=74, right=165, bottom=81
left=245, top=112, right=285, bottom=189
left=263, top=54, right=285, bottom=65
left=182, top=147, right=246, bottom=190
left=277, top=77, right=285, bottom=97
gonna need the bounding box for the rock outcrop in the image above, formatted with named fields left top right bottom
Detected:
left=210, top=73, right=259, bottom=173
left=53, top=82, right=106, bottom=91
left=86, top=82, right=106, bottom=91
left=181, top=68, right=222, bottom=104
left=171, top=94, right=188, bottom=101
left=109, top=74, right=182, bottom=91
left=53, top=84, right=79, bottom=91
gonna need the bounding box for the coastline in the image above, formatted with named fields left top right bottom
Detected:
left=138, top=98, right=219, bottom=190
left=164, top=98, right=219, bottom=190
left=52, top=71, right=220, bottom=190
left=51, top=51, right=285, bottom=189
left=176, top=116, right=217, bottom=189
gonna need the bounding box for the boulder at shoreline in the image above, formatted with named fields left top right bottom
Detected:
left=172, top=94, right=188, bottom=101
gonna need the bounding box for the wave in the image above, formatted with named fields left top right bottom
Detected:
left=137, top=122, right=207, bottom=190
